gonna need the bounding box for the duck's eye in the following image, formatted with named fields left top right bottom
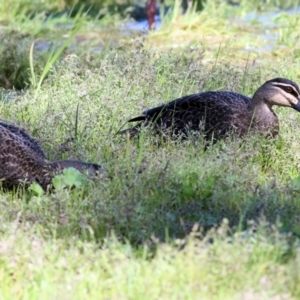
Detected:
left=283, top=86, right=298, bottom=97
left=284, top=86, right=295, bottom=94
left=284, top=86, right=293, bottom=93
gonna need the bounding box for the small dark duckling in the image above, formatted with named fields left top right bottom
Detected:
left=120, top=78, right=300, bottom=140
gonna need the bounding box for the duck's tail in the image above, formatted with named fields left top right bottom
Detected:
left=117, top=115, right=146, bottom=137
left=127, top=115, right=146, bottom=122
left=117, top=124, right=142, bottom=136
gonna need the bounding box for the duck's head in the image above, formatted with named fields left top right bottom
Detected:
left=253, top=78, right=300, bottom=111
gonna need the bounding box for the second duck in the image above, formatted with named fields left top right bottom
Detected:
left=120, top=78, right=300, bottom=140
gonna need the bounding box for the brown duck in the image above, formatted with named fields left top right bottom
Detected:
left=0, top=121, right=100, bottom=190
left=120, top=78, right=300, bottom=140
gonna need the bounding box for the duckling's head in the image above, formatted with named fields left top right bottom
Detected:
left=253, top=78, right=300, bottom=111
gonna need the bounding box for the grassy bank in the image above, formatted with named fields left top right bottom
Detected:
left=1, top=0, right=300, bottom=298
left=0, top=43, right=300, bottom=297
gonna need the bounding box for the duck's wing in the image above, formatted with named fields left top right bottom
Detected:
left=142, top=91, right=251, bottom=117
left=126, top=94, right=201, bottom=123
left=121, top=91, right=251, bottom=137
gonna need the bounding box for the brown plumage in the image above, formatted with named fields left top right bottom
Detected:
left=120, top=78, right=300, bottom=140
left=0, top=122, right=101, bottom=190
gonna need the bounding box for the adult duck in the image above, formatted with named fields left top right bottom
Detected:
left=120, top=78, right=300, bottom=140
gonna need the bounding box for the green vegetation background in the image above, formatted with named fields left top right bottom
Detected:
left=1, top=0, right=300, bottom=299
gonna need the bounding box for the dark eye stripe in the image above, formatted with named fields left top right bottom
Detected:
left=272, top=83, right=299, bottom=97
left=283, top=86, right=299, bottom=97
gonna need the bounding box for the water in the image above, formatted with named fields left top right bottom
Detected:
left=121, top=15, right=162, bottom=33
left=33, top=5, right=300, bottom=54
left=121, top=4, right=300, bottom=53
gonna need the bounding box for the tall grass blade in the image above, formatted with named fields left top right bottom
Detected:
left=75, top=103, right=79, bottom=142
left=29, top=41, right=36, bottom=88
left=35, top=6, right=85, bottom=92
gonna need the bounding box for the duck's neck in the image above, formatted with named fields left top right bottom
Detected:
left=250, top=99, right=279, bottom=136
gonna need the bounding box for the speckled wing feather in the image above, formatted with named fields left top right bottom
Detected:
left=0, top=125, right=48, bottom=189
left=0, top=121, right=46, bottom=159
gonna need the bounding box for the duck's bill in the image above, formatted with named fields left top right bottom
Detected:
left=292, top=99, right=300, bottom=112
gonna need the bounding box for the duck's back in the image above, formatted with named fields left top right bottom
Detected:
left=0, top=121, right=46, bottom=159
left=141, top=91, right=252, bottom=138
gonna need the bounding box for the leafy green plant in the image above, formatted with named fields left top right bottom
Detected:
left=52, top=167, right=88, bottom=190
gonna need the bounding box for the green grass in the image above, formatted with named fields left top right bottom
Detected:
left=1, top=1, right=300, bottom=298
left=0, top=220, right=299, bottom=299
left=0, top=43, right=300, bottom=297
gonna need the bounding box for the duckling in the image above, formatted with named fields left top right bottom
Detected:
left=120, top=78, right=300, bottom=140
left=0, top=122, right=101, bottom=190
